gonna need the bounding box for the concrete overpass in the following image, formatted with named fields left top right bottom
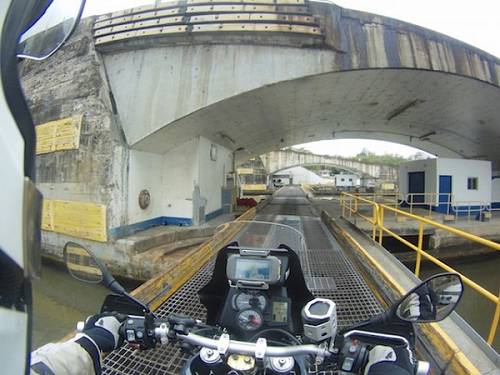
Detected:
left=261, top=149, right=398, bottom=180
left=20, top=0, right=500, bottom=259
left=95, top=0, right=500, bottom=165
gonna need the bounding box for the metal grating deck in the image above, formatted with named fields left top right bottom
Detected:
left=103, top=188, right=383, bottom=374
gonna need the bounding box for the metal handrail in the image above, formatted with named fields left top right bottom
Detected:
left=339, top=192, right=500, bottom=346
left=405, top=193, right=454, bottom=216
left=451, top=201, right=490, bottom=222
left=341, top=193, right=379, bottom=240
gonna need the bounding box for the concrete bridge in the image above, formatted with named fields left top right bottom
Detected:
left=261, top=149, right=398, bottom=180
left=20, top=0, right=500, bottom=269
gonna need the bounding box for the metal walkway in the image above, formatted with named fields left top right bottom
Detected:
left=103, top=187, right=383, bottom=374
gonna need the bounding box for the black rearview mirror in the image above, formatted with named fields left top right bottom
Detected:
left=63, top=242, right=104, bottom=284
left=63, top=241, right=152, bottom=315
left=396, top=273, right=463, bottom=323
left=17, top=0, right=86, bottom=61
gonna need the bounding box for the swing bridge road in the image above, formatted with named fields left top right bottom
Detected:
left=103, top=186, right=500, bottom=375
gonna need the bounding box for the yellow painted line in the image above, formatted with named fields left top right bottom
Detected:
left=42, top=199, right=107, bottom=242
left=332, top=220, right=480, bottom=374
left=36, top=115, right=82, bottom=155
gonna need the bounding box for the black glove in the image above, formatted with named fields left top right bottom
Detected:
left=82, top=312, right=127, bottom=352
left=76, top=312, right=127, bottom=374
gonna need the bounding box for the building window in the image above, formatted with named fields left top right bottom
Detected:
left=467, top=177, right=478, bottom=190
left=349, top=178, right=353, bottom=182
left=341, top=178, right=345, bottom=182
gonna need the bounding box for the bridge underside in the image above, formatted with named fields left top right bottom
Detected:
left=134, top=68, right=500, bottom=168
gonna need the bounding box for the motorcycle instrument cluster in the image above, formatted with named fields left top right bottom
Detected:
left=233, top=292, right=267, bottom=311
left=236, top=308, right=264, bottom=331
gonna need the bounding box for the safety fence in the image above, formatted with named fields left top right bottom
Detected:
left=340, top=192, right=500, bottom=346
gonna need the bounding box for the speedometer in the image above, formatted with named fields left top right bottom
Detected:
left=236, top=309, right=263, bottom=331
left=233, top=292, right=266, bottom=311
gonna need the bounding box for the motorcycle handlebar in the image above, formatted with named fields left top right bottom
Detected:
left=176, top=331, right=331, bottom=358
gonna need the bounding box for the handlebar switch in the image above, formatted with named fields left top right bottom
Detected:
left=120, top=315, right=157, bottom=349
left=339, top=338, right=368, bottom=374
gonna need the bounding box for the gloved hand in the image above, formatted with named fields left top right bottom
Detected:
left=81, top=312, right=127, bottom=353
left=401, top=293, right=421, bottom=321
left=364, top=345, right=414, bottom=375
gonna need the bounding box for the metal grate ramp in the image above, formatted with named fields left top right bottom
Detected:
left=103, top=189, right=383, bottom=374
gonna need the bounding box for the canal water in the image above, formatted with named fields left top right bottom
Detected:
left=33, top=255, right=499, bottom=352
left=32, top=262, right=140, bottom=349
left=419, top=254, right=500, bottom=352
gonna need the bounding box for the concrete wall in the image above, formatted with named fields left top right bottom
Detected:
left=102, top=45, right=336, bottom=147
left=125, top=137, right=232, bottom=230
left=492, top=178, right=500, bottom=206
left=198, top=137, right=233, bottom=217
left=279, top=166, right=332, bottom=185
left=436, top=158, right=491, bottom=204
left=399, top=158, right=491, bottom=205
left=399, top=159, right=437, bottom=203
left=163, top=138, right=199, bottom=220
left=20, top=18, right=129, bottom=250
left=128, top=150, right=163, bottom=224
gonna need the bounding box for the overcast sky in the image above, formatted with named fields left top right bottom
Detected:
left=84, top=0, right=499, bottom=158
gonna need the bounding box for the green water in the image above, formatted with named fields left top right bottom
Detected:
left=419, top=255, right=500, bottom=352
left=32, top=263, right=139, bottom=349
left=32, top=256, right=500, bottom=353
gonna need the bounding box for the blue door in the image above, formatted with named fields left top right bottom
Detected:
left=408, top=171, right=425, bottom=204
left=438, top=175, right=452, bottom=213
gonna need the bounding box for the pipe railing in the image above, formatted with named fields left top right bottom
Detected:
left=340, top=192, right=500, bottom=346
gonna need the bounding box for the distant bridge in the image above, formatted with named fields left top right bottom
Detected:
left=260, top=149, right=398, bottom=181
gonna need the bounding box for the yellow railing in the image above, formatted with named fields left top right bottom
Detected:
left=340, top=193, right=379, bottom=240
left=340, top=192, right=500, bottom=346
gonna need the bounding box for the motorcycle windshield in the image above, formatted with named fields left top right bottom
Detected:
left=212, top=220, right=306, bottom=253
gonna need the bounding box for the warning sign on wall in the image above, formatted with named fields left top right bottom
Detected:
left=36, top=115, right=83, bottom=155
left=42, top=199, right=107, bottom=242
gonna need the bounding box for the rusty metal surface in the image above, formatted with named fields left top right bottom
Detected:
left=103, top=187, right=382, bottom=374
left=93, top=0, right=323, bottom=46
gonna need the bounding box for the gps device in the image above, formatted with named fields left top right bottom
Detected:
left=227, top=254, right=281, bottom=289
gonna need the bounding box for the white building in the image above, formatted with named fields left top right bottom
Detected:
left=493, top=176, right=500, bottom=209
left=272, top=166, right=332, bottom=186
left=399, top=158, right=493, bottom=213
left=333, top=173, right=360, bottom=187
left=271, top=173, right=292, bottom=187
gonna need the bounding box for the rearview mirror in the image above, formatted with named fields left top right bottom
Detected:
left=63, top=242, right=152, bottom=314
left=63, top=242, right=103, bottom=284
left=396, top=273, right=463, bottom=323
left=17, top=0, right=86, bottom=61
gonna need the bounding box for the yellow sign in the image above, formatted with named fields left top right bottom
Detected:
left=237, top=168, right=254, bottom=175
left=42, top=199, right=107, bottom=242
left=36, top=115, right=83, bottom=155
left=241, top=184, right=267, bottom=191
